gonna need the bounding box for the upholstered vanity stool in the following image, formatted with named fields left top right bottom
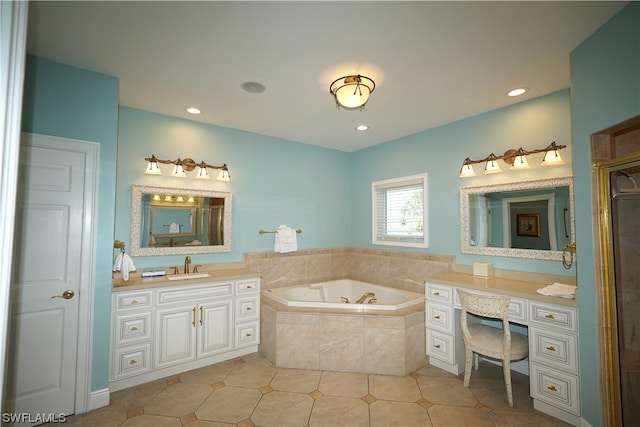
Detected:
left=457, top=289, right=529, bottom=407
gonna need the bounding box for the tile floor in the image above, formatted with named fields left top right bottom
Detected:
left=56, top=353, right=572, bottom=427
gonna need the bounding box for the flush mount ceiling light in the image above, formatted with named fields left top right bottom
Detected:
left=355, top=124, right=369, bottom=131
left=507, top=87, right=528, bottom=97
left=459, top=141, right=566, bottom=178
left=329, top=74, right=375, bottom=110
left=186, top=107, right=202, bottom=115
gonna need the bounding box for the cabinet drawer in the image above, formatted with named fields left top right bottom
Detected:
left=426, top=283, right=453, bottom=304
left=530, top=364, right=580, bottom=415
left=453, top=290, right=527, bottom=324
left=236, top=279, right=260, bottom=295
left=530, top=327, right=578, bottom=374
left=236, top=296, right=260, bottom=322
left=114, top=312, right=152, bottom=345
left=157, top=282, right=233, bottom=305
left=426, top=329, right=455, bottom=365
left=112, top=343, right=151, bottom=380
left=426, top=302, right=454, bottom=333
left=529, top=302, right=577, bottom=332
left=115, top=291, right=153, bottom=311
left=235, top=321, right=260, bottom=348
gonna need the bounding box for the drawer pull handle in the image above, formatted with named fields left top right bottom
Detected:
left=433, top=291, right=440, bottom=296
left=246, top=285, right=254, bottom=289
left=130, top=300, right=139, bottom=305
left=246, top=307, right=252, bottom=311
left=245, top=332, right=252, bottom=337
left=547, top=385, right=557, bottom=392
left=545, top=314, right=556, bottom=320
left=130, top=326, right=138, bottom=331
left=434, top=344, right=441, bottom=349
left=434, top=315, right=441, bottom=320
left=192, top=307, right=196, bottom=327
left=129, top=359, right=137, bottom=365
left=200, top=306, right=204, bottom=326
left=546, top=346, right=556, bottom=352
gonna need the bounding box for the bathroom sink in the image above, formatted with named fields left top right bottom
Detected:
left=166, top=273, right=211, bottom=281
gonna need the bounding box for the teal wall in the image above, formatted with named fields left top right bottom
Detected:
left=114, top=107, right=352, bottom=269
left=351, top=89, right=574, bottom=275
left=19, top=6, right=637, bottom=422
left=21, top=55, right=119, bottom=391
left=570, top=2, right=640, bottom=425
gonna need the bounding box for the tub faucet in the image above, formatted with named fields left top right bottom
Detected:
left=356, top=292, right=376, bottom=304
left=184, top=256, right=191, bottom=274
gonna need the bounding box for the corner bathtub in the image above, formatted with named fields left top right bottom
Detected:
left=261, top=279, right=424, bottom=311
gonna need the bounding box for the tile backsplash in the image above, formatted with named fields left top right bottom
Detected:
left=244, top=248, right=454, bottom=293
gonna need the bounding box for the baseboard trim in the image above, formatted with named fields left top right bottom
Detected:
left=89, top=388, right=110, bottom=411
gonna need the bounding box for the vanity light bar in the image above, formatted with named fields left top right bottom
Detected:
left=459, top=142, right=566, bottom=178
left=144, top=155, right=231, bottom=182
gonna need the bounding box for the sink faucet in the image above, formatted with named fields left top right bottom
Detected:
left=355, top=292, right=376, bottom=304
left=184, top=256, right=191, bottom=274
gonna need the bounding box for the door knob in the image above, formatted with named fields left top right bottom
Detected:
left=51, top=290, right=75, bottom=300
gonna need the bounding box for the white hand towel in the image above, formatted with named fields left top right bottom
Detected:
left=274, top=225, right=298, bottom=253
left=169, top=222, right=180, bottom=233
left=113, top=253, right=136, bottom=281
left=536, top=282, right=576, bottom=299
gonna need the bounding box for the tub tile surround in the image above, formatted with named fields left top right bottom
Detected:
left=261, top=299, right=427, bottom=376
left=244, top=247, right=456, bottom=293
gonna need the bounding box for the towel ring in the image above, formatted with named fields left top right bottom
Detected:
left=561, top=242, right=576, bottom=269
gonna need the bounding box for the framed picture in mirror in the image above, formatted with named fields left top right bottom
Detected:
left=516, top=213, right=540, bottom=237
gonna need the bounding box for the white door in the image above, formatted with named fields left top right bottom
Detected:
left=198, top=299, right=233, bottom=357
left=155, top=305, right=197, bottom=369
left=5, top=136, right=90, bottom=422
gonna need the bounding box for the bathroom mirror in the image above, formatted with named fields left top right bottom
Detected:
left=130, top=185, right=232, bottom=256
left=460, top=176, right=574, bottom=261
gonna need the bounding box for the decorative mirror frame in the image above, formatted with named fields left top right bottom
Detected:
left=460, top=176, right=574, bottom=261
left=130, top=184, right=232, bottom=256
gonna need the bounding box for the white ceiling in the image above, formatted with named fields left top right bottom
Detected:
left=26, top=1, right=627, bottom=152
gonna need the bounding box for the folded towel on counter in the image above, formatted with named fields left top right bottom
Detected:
left=169, top=222, right=180, bottom=233
left=113, top=252, right=136, bottom=281
left=536, top=282, right=576, bottom=299
left=274, top=225, right=298, bottom=253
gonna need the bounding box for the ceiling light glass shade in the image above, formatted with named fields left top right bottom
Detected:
left=459, top=161, right=476, bottom=178
left=330, top=75, right=375, bottom=110
left=171, top=164, right=187, bottom=177
left=187, top=197, right=195, bottom=203
left=510, top=154, right=531, bottom=170
left=483, top=159, right=502, bottom=174
left=164, top=195, right=173, bottom=201
left=152, top=194, right=161, bottom=201
left=541, top=149, right=565, bottom=166
left=145, top=159, right=162, bottom=175
left=194, top=166, right=211, bottom=179
left=217, top=169, right=231, bottom=182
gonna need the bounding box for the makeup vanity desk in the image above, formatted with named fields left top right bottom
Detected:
left=425, top=272, right=579, bottom=426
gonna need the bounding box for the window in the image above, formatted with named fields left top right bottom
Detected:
left=372, top=173, right=428, bottom=248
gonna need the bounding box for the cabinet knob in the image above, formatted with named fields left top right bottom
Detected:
left=129, top=359, right=137, bottom=365
left=130, top=326, right=138, bottom=331
left=245, top=332, right=252, bottom=337
left=246, top=306, right=252, bottom=311
left=434, top=344, right=441, bottom=349
left=434, top=315, right=441, bottom=320
left=433, top=291, right=440, bottom=296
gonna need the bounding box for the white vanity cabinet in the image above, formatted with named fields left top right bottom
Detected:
left=110, top=276, right=260, bottom=391
left=425, top=274, right=580, bottom=426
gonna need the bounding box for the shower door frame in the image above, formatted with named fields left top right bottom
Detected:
left=594, top=153, right=640, bottom=427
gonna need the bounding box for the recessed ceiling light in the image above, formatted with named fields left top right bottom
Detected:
left=186, top=107, right=202, bottom=115
left=507, top=88, right=528, bottom=97
left=241, top=81, right=266, bottom=94
left=355, top=124, right=369, bottom=131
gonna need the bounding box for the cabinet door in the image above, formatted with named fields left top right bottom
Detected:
left=155, top=305, right=197, bottom=369
left=198, top=299, right=233, bottom=358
